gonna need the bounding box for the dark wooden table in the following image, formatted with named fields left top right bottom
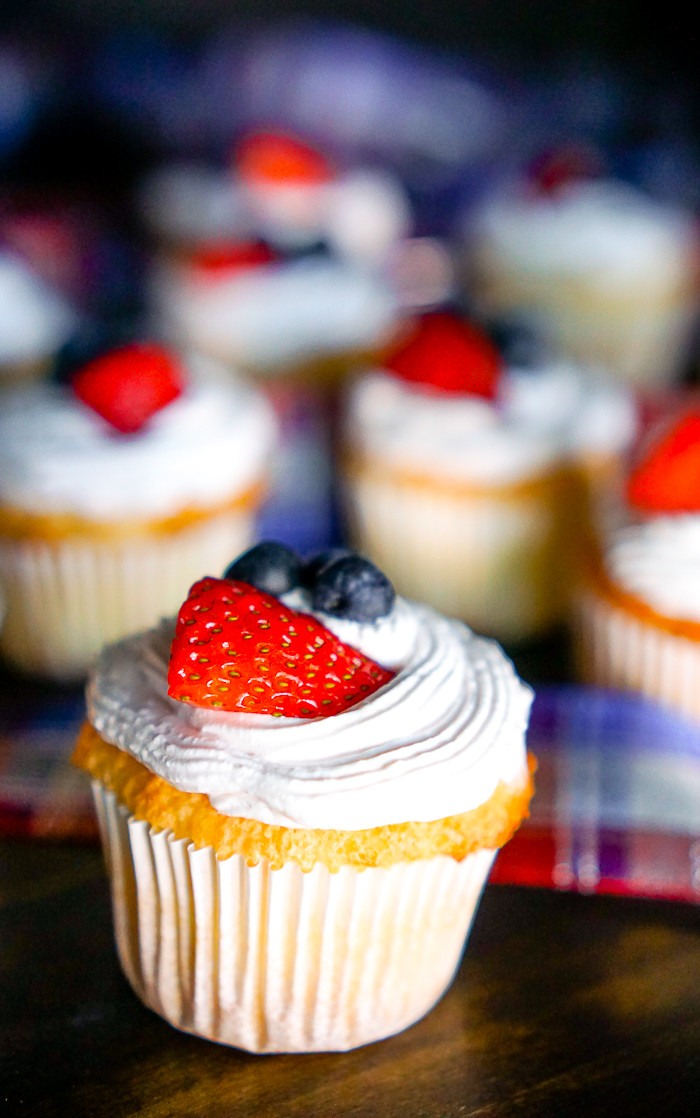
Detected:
left=2, top=839, right=699, bottom=1117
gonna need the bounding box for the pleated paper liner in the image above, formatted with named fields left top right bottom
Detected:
left=574, top=577, right=700, bottom=724
left=93, top=783, right=496, bottom=1053
left=0, top=503, right=259, bottom=681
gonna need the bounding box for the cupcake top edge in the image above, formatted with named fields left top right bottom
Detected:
left=86, top=546, right=533, bottom=832
left=0, top=349, right=276, bottom=520
left=469, top=178, right=698, bottom=283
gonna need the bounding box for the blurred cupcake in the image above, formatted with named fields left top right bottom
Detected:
left=0, top=249, right=77, bottom=386
left=0, top=344, right=275, bottom=680
left=575, top=407, right=700, bottom=721
left=73, top=544, right=534, bottom=1052
left=466, top=155, right=699, bottom=388
left=146, top=132, right=413, bottom=380
left=342, top=312, right=636, bottom=644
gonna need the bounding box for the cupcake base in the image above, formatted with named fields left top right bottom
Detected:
left=93, top=783, right=496, bottom=1053
left=574, top=564, right=700, bottom=722
left=471, top=248, right=697, bottom=388
left=343, top=456, right=577, bottom=644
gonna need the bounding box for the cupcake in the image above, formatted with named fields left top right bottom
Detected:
left=0, top=344, right=275, bottom=680
left=342, top=312, right=636, bottom=644
left=72, top=543, right=534, bottom=1052
left=467, top=166, right=699, bottom=388
left=146, top=132, right=413, bottom=379
left=575, top=407, right=700, bottom=721
left=0, top=249, right=77, bottom=387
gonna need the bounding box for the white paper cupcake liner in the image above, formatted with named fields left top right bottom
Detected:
left=344, top=466, right=572, bottom=643
left=0, top=506, right=257, bottom=680
left=574, top=585, right=700, bottom=722
left=92, top=783, right=496, bottom=1053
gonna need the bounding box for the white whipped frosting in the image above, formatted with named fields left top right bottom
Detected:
left=87, top=592, right=532, bottom=831
left=152, top=257, right=401, bottom=370
left=345, top=371, right=556, bottom=485
left=472, top=180, right=696, bottom=289
left=605, top=515, right=700, bottom=622
left=0, top=354, right=276, bottom=520
left=346, top=363, right=635, bottom=486
left=503, top=362, right=637, bottom=458
left=137, top=163, right=252, bottom=246
left=0, top=252, right=78, bottom=365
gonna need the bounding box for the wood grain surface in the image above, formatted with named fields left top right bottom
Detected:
left=1, top=839, right=699, bottom=1117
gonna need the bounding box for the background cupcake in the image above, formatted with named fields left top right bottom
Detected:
left=145, top=131, right=412, bottom=381
left=575, top=407, right=700, bottom=721
left=342, top=312, right=636, bottom=644
left=73, top=544, right=534, bottom=1052
left=0, top=344, right=276, bottom=680
left=465, top=162, right=700, bottom=389
left=0, top=248, right=78, bottom=387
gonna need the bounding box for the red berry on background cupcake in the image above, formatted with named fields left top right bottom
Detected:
left=235, top=130, right=334, bottom=186
left=627, top=409, right=700, bottom=514
left=72, top=342, right=184, bottom=434
left=528, top=143, right=603, bottom=197
left=187, top=240, right=277, bottom=277
left=384, top=311, right=502, bottom=399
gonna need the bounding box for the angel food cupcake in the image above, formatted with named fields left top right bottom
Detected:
left=147, top=132, right=411, bottom=379
left=342, top=313, right=636, bottom=644
left=0, top=345, right=275, bottom=679
left=575, top=408, right=700, bottom=721
left=72, top=544, right=534, bottom=1053
left=468, top=170, right=699, bottom=388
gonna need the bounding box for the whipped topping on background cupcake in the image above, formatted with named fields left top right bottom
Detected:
left=0, top=353, right=272, bottom=522
left=575, top=408, right=700, bottom=721
left=342, top=312, right=636, bottom=642
left=150, top=251, right=402, bottom=375
left=466, top=162, right=700, bottom=388
left=137, top=162, right=253, bottom=251
left=605, top=516, right=700, bottom=623
left=0, top=345, right=276, bottom=679
left=74, top=543, right=534, bottom=1052
left=0, top=250, right=78, bottom=383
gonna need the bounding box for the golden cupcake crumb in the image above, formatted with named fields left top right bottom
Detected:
left=73, top=721, right=535, bottom=872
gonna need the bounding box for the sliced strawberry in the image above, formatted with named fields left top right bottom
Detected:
left=628, top=409, right=700, bottom=513
left=385, top=312, right=501, bottom=399
left=167, top=578, right=395, bottom=717
left=72, top=343, right=184, bottom=435
left=187, top=240, right=277, bottom=277
left=236, top=131, right=333, bottom=187
left=528, top=143, right=602, bottom=196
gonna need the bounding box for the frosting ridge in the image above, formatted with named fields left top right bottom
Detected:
left=87, top=594, right=532, bottom=830
left=605, top=515, right=700, bottom=622
left=0, top=354, right=276, bottom=519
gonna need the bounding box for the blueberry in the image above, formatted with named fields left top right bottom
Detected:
left=300, top=547, right=353, bottom=589
left=487, top=315, right=549, bottom=370
left=311, top=555, right=395, bottom=622
left=224, top=542, right=301, bottom=596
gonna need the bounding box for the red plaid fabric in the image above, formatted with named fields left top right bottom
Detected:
left=2, top=678, right=699, bottom=904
